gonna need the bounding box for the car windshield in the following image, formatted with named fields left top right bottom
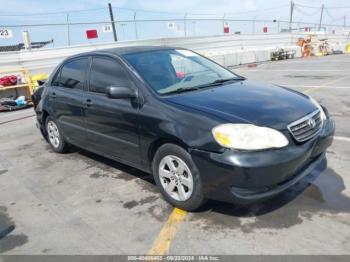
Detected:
left=123, top=49, right=243, bottom=95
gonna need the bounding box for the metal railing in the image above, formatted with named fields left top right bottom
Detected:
left=2, top=32, right=349, bottom=74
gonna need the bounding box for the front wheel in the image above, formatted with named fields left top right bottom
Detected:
left=152, top=144, right=206, bottom=211
left=45, top=116, right=69, bottom=153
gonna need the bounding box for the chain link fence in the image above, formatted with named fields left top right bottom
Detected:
left=1, top=7, right=349, bottom=49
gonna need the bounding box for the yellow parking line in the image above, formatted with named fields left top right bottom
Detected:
left=304, top=76, right=349, bottom=94
left=147, top=208, right=187, bottom=255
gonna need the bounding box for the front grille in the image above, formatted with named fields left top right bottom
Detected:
left=287, top=110, right=322, bottom=142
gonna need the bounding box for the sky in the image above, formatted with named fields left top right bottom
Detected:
left=0, top=0, right=349, bottom=47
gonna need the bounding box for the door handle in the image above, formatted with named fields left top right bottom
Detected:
left=84, top=99, right=93, bottom=107
left=49, top=92, right=57, bottom=99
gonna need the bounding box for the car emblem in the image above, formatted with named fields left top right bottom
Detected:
left=307, top=118, right=316, bottom=128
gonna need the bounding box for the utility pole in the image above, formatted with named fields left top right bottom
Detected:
left=108, top=3, right=118, bottom=42
left=66, top=13, right=70, bottom=46
left=184, top=13, right=187, bottom=37
left=222, top=13, right=226, bottom=35
left=134, top=12, right=138, bottom=40
left=289, top=1, right=294, bottom=32
left=344, top=15, right=347, bottom=30
left=318, top=4, right=324, bottom=31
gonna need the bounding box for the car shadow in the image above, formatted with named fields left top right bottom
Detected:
left=71, top=149, right=350, bottom=229
left=75, top=148, right=156, bottom=186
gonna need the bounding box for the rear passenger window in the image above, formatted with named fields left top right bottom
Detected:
left=89, top=57, right=130, bottom=94
left=58, top=58, right=88, bottom=89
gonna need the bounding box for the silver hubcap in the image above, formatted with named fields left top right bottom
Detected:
left=158, top=155, right=194, bottom=201
left=47, top=121, right=60, bottom=148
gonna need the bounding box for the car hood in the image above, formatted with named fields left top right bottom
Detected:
left=165, top=80, right=317, bottom=130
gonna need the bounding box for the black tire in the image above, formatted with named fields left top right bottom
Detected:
left=45, top=116, right=69, bottom=153
left=152, top=143, right=206, bottom=211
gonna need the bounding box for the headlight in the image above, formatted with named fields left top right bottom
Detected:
left=212, top=124, right=289, bottom=150
left=309, top=96, right=326, bottom=121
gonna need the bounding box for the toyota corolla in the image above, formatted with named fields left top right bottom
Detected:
left=33, top=46, right=335, bottom=211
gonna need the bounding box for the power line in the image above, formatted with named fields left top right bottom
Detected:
left=217, top=4, right=290, bottom=15
left=112, top=4, right=290, bottom=16
left=322, top=5, right=350, bottom=9
left=0, top=7, right=107, bottom=17
left=324, top=7, right=335, bottom=20
left=0, top=4, right=290, bottom=18
left=0, top=2, right=347, bottom=27
left=0, top=17, right=347, bottom=28
left=293, top=3, right=321, bottom=9
left=294, top=5, right=320, bottom=16
left=325, top=9, right=346, bottom=25
left=294, top=2, right=350, bottom=9
left=112, top=7, right=184, bottom=15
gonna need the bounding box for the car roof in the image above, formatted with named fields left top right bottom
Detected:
left=75, top=45, right=182, bottom=58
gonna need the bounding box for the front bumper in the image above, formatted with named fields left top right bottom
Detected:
left=190, top=118, right=335, bottom=205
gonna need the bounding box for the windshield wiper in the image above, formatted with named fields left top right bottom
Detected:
left=163, top=87, right=200, bottom=95
left=162, top=77, right=246, bottom=95
left=192, top=77, right=245, bottom=89
left=210, top=77, right=246, bottom=85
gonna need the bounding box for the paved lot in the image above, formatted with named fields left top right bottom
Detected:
left=0, top=54, right=350, bottom=255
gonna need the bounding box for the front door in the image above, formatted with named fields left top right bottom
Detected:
left=83, top=56, right=141, bottom=165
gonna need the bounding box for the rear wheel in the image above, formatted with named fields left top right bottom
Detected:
left=153, top=143, right=206, bottom=211
left=45, top=116, right=69, bottom=153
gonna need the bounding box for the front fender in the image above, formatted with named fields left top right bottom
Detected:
left=138, top=99, right=228, bottom=170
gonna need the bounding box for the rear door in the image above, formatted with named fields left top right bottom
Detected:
left=84, top=56, right=141, bottom=165
left=49, top=57, right=89, bottom=146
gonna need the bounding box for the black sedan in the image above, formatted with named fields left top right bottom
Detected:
left=33, top=46, right=335, bottom=211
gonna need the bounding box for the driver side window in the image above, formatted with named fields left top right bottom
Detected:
left=89, top=57, right=130, bottom=94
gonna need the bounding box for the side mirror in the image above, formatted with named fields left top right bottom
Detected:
left=106, top=86, right=136, bottom=99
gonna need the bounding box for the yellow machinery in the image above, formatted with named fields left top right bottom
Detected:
left=31, top=73, right=48, bottom=90
left=347, top=43, right=350, bottom=53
